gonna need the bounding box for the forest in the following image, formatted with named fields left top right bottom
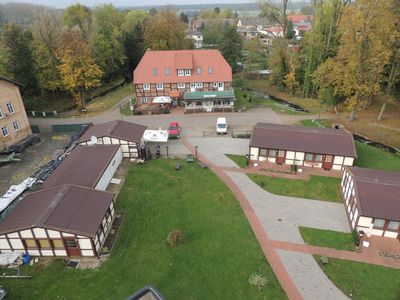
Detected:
left=0, top=3, right=244, bottom=110
left=262, top=0, right=400, bottom=121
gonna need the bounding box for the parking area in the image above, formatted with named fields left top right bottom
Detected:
left=0, top=132, right=71, bottom=195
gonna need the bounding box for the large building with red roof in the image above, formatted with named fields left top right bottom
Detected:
left=133, top=49, right=235, bottom=113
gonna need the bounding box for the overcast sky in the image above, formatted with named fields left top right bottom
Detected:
left=0, top=0, right=253, bottom=8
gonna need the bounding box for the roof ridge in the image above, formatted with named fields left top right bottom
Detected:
left=37, top=185, right=71, bottom=227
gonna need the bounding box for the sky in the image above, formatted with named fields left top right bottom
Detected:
left=0, top=0, right=254, bottom=8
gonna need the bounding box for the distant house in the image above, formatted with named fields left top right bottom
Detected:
left=249, top=123, right=357, bottom=170
left=79, top=120, right=146, bottom=158
left=42, top=145, right=122, bottom=191
left=341, top=167, right=400, bottom=239
left=287, top=14, right=313, bottom=24
left=237, top=17, right=269, bottom=29
left=133, top=49, right=235, bottom=113
left=191, top=18, right=236, bottom=32
left=0, top=184, right=115, bottom=257
left=188, top=32, right=203, bottom=49
left=0, top=76, right=32, bottom=151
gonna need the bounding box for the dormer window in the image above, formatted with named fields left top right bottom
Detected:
left=208, top=67, right=213, bottom=74
left=177, top=69, right=191, bottom=76
left=165, top=68, right=171, bottom=75
left=152, top=68, right=158, bottom=76
left=196, top=67, right=201, bottom=74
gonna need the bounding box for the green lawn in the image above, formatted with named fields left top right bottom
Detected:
left=248, top=174, right=342, bottom=202
left=2, top=159, right=286, bottom=300
left=86, top=83, right=134, bottom=111
left=355, top=141, right=400, bottom=171
left=300, top=227, right=356, bottom=251
left=233, top=86, right=308, bottom=115
left=300, top=119, right=332, bottom=128
left=226, top=154, right=248, bottom=168
left=316, top=256, right=400, bottom=299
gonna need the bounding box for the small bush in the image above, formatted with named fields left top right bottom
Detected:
left=320, top=256, right=329, bottom=265
left=352, top=230, right=360, bottom=246
left=167, top=229, right=185, bottom=247
left=248, top=273, right=268, bottom=291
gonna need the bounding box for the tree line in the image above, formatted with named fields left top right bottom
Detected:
left=0, top=5, right=195, bottom=109
left=262, top=0, right=400, bottom=121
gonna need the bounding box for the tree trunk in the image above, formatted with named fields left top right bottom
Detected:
left=377, top=101, right=387, bottom=121
left=349, top=103, right=357, bottom=121
left=80, top=90, right=86, bottom=109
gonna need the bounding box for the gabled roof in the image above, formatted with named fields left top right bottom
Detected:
left=42, top=145, right=120, bottom=189
left=79, top=120, right=146, bottom=144
left=133, top=50, right=232, bottom=84
left=0, top=185, right=114, bottom=237
left=346, top=167, right=400, bottom=221
left=287, top=15, right=313, bottom=23
left=250, top=123, right=357, bottom=157
left=0, top=76, right=23, bottom=87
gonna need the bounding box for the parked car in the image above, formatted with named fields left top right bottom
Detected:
left=168, top=122, right=180, bottom=139
left=216, top=117, right=228, bottom=134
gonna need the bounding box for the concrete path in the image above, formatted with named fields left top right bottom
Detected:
left=226, top=171, right=350, bottom=244
left=277, top=250, right=348, bottom=300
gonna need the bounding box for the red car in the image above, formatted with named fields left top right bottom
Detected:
left=168, top=122, right=180, bottom=139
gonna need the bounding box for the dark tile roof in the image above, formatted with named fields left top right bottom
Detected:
left=0, top=185, right=114, bottom=237
left=347, top=167, right=400, bottom=221
left=79, top=120, right=146, bottom=144
left=42, top=145, right=120, bottom=189
left=250, top=123, right=357, bottom=157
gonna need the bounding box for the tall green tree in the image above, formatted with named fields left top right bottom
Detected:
left=179, top=11, right=189, bottom=24
left=144, top=10, right=192, bottom=50
left=92, top=4, right=126, bottom=82
left=122, top=10, right=148, bottom=80
left=218, top=25, right=243, bottom=73
left=63, top=4, right=91, bottom=40
left=0, top=23, right=37, bottom=93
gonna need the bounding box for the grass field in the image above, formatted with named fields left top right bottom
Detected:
left=316, top=256, right=400, bottom=299
left=1, top=159, right=286, bottom=300
left=300, top=119, right=332, bottom=128
left=226, top=154, right=248, bottom=168
left=355, top=141, right=400, bottom=171
left=300, top=227, right=356, bottom=251
left=233, top=86, right=308, bottom=115
left=248, top=174, right=342, bottom=202
left=86, top=83, right=133, bottom=111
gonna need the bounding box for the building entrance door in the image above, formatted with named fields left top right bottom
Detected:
left=64, top=238, right=81, bottom=256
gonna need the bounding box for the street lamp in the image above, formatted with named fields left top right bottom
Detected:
left=195, top=145, right=198, bottom=158
left=119, top=104, right=123, bottom=120
left=165, top=145, right=169, bottom=157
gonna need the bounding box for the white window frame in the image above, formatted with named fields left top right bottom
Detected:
left=196, top=67, right=201, bottom=74
left=165, top=68, right=171, bottom=75
left=184, top=69, right=191, bottom=76
left=208, top=67, right=213, bottom=74
left=156, top=83, right=164, bottom=90
left=177, top=83, right=185, bottom=89
left=141, top=97, right=148, bottom=104
left=196, top=82, right=203, bottom=88
left=0, top=107, right=3, bottom=119
left=12, top=120, right=20, bottom=132
left=1, top=125, right=9, bottom=137
left=190, top=83, right=197, bottom=91
left=152, top=68, right=158, bottom=76
left=177, top=69, right=185, bottom=76
left=6, top=102, right=14, bottom=114
left=143, top=84, right=150, bottom=91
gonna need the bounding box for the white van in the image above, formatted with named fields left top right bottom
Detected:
left=216, top=117, right=228, bottom=134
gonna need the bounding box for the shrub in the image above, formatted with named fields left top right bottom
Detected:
left=248, top=273, right=268, bottom=291
left=352, top=230, right=360, bottom=246
left=167, top=229, right=185, bottom=247
left=320, top=256, right=329, bottom=265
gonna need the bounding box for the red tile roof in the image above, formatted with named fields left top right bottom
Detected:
left=346, top=167, right=400, bottom=221
left=133, top=50, right=232, bottom=84
left=0, top=185, right=114, bottom=237
left=250, top=123, right=357, bottom=157
left=288, top=15, right=313, bottom=23
left=79, top=120, right=146, bottom=144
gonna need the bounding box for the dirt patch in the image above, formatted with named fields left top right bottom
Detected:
left=0, top=132, right=71, bottom=195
